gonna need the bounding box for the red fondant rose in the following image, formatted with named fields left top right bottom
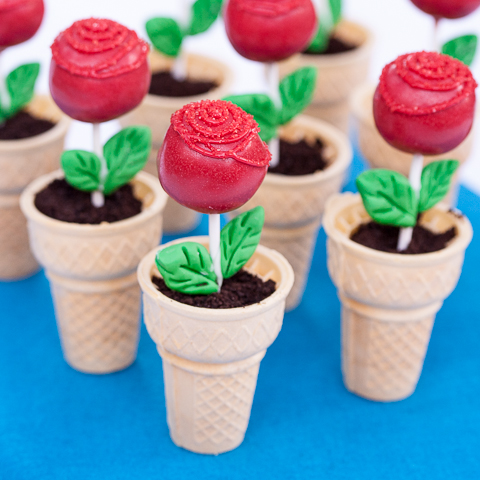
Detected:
left=50, top=18, right=150, bottom=123
left=410, top=0, right=480, bottom=19
left=373, top=51, right=477, bottom=155
left=158, top=100, right=271, bottom=214
left=0, top=0, right=44, bottom=50
left=224, top=0, right=317, bottom=62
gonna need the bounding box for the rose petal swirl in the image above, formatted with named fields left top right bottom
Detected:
left=379, top=51, right=477, bottom=115
left=237, top=0, right=305, bottom=16
left=51, top=18, right=149, bottom=79
left=171, top=100, right=271, bottom=167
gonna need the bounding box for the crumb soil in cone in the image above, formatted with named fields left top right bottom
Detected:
left=304, top=36, right=356, bottom=56
left=269, top=138, right=328, bottom=176
left=351, top=221, right=456, bottom=254
left=149, top=71, right=218, bottom=97
left=35, top=179, right=142, bottom=224
left=0, top=111, right=55, bottom=140
left=153, top=270, right=276, bottom=309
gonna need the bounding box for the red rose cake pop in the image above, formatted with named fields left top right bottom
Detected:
left=224, top=0, right=317, bottom=62
left=410, top=0, right=480, bottom=19
left=50, top=18, right=150, bottom=123
left=373, top=51, right=477, bottom=155
left=0, top=0, right=44, bottom=51
left=158, top=100, right=271, bottom=214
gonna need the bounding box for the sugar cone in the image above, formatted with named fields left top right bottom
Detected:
left=48, top=271, right=141, bottom=374
left=138, top=238, right=294, bottom=454
left=0, top=95, right=69, bottom=280
left=119, top=52, right=233, bottom=146
left=21, top=171, right=167, bottom=374
left=260, top=220, right=320, bottom=311
left=351, top=83, right=474, bottom=207
left=0, top=193, right=39, bottom=280
left=323, top=193, right=473, bottom=401
left=160, top=347, right=265, bottom=454
left=234, top=116, right=352, bottom=309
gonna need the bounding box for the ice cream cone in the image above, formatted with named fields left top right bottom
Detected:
left=0, top=95, right=70, bottom=280
left=119, top=52, right=234, bottom=147
left=279, top=20, right=372, bottom=133
left=48, top=271, right=141, bottom=373
left=323, top=193, right=473, bottom=401
left=20, top=170, right=167, bottom=374
left=351, top=83, right=474, bottom=207
left=260, top=220, right=320, bottom=311
left=138, top=237, right=294, bottom=454
left=234, top=115, right=352, bottom=308
left=0, top=192, right=39, bottom=280
left=142, top=145, right=200, bottom=234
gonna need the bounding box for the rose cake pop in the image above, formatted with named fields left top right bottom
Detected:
left=50, top=18, right=150, bottom=123
left=374, top=51, right=477, bottom=156
left=224, top=0, right=317, bottom=62
left=373, top=51, right=476, bottom=251
left=0, top=0, right=44, bottom=51
left=138, top=99, right=293, bottom=454
left=158, top=99, right=271, bottom=214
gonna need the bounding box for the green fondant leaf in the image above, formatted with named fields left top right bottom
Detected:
left=223, top=94, right=279, bottom=142
left=307, top=25, right=330, bottom=53
left=278, top=67, right=317, bottom=125
left=330, top=0, right=342, bottom=25
left=103, top=126, right=152, bottom=195
left=2, top=63, right=40, bottom=118
left=155, top=242, right=218, bottom=295
left=220, top=206, right=264, bottom=279
left=418, top=160, right=459, bottom=212
left=442, top=34, right=477, bottom=66
left=356, top=170, right=418, bottom=228
left=61, top=150, right=102, bottom=192
left=188, top=0, right=223, bottom=36
left=146, top=17, right=183, bottom=57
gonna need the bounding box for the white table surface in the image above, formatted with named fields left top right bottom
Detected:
left=3, top=0, right=480, bottom=193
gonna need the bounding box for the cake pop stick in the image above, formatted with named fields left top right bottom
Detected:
left=157, top=99, right=271, bottom=292
left=373, top=51, right=477, bottom=251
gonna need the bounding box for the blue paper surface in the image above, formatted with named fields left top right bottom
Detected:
left=1, top=151, right=479, bottom=479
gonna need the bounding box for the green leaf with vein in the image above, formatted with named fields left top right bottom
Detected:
left=188, top=0, right=223, bottom=36
left=442, top=34, right=477, bottom=66
left=146, top=17, right=184, bottom=57
left=356, top=170, right=418, bottom=227
left=61, top=150, right=102, bottom=192
left=278, top=67, right=317, bottom=124
left=155, top=242, right=218, bottom=295
left=223, top=94, right=279, bottom=142
left=0, top=63, right=40, bottom=120
left=418, top=160, right=459, bottom=212
left=103, top=126, right=151, bottom=195
left=221, top=206, right=265, bottom=279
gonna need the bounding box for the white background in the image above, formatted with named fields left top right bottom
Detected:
left=3, top=0, right=480, bottom=193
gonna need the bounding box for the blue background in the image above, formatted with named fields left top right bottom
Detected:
left=1, top=150, right=479, bottom=479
